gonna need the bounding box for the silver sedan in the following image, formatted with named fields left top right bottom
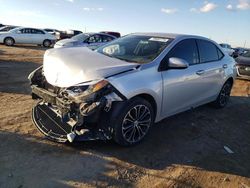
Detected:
left=54, top=32, right=117, bottom=49
left=29, top=33, right=236, bottom=146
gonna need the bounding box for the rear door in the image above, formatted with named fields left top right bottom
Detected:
left=160, top=39, right=223, bottom=118
left=196, top=39, right=225, bottom=100
left=31, top=29, right=46, bottom=44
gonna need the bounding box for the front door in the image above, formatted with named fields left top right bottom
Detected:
left=161, top=39, right=206, bottom=117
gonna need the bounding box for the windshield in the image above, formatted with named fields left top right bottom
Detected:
left=72, top=33, right=89, bottom=41
left=0, top=26, right=16, bottom=32
left=242, top=50, right=250, bottom=58
left=96, top=35, right=172, bottom=64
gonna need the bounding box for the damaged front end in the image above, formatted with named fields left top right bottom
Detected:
left=29, top=66, right=124, bottom=143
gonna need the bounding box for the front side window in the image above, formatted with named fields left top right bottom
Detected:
left=167, top=39, right=199, bottom=65
left=197, top=40, right=220, bottom=63
left=20, top=28, right=32, bottom=34
left=96, top=35, right=172, bottom=64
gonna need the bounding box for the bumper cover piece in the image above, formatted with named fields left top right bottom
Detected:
left=32, top=103, right=72, bottom=142
left=32, top=103, right=110, bottom=143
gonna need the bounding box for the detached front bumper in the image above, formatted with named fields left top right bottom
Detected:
left=31, top=84, right=123, bottom=143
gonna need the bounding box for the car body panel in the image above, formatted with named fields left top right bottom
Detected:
left=43, top=47, right=138, bottom=87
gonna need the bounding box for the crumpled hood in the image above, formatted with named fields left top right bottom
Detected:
left=236, top=56, right=250, bottom=66
left=43, top=47, right=138, bottom=87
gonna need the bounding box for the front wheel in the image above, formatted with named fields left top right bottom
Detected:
left=213, top=81, right=232, bottom=108
left=4, top=37, right=15, bottom=46
left=112, top=97, right=154, bottom=146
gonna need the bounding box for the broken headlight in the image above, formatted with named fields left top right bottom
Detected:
left=65, top=80, right=109, bottom=103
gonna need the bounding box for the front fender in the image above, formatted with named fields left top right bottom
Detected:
left=107, top=66, right=163, bottom=122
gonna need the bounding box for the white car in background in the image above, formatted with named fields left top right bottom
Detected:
left=0, top=27, right=56, bottom=47
left=220, top=43, right=234, bottom=56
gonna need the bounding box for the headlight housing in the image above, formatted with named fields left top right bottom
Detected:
left=66, top=80, right=109, bottom=103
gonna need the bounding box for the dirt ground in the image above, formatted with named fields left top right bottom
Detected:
left=0, top=44, right=250, bottom=188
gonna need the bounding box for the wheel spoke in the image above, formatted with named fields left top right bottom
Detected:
left=128, top=127, right=136, bottom=141
left=127, top=110, right=136, bottom=121
left=138, top=108, right=149, bottom=120
left=138, top=118, right=151, bottom=124
left=123, top=125, right=134, bottom=137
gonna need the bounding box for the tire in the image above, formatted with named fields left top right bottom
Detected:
left=213, top=81, right=232, bottom=108
left=4, top=37, right=15, bottom=46
left=111, top=97, right=154, bottom=146
left=43, top=40, right=51, bottom=48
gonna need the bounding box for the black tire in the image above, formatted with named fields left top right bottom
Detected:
left=43, top=40, right=51, bottom=48
left=213, top=81, right=232, bottom=108
left=4, top=37, right=15, bottom=46
left=111, top=97, right=154, bottom=146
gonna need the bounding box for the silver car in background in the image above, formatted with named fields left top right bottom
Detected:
left=29, top=33, right=236, bottom=146
left=0, top=27, right=56, bottom=47
left=54, top=32, right=117, bottom=49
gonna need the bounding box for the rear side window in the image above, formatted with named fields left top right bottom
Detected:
left=217, top=48, right=224, bottom=59
left=101, top=35, right=114, bottom=42
left=167, top=39, right=199, bottom=65
left=197, top=40, right=221, bottom=63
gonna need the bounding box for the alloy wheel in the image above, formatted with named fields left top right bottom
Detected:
left=5, top=38, right=14, bottom=46
left=121, top=104, right=151, bottom=144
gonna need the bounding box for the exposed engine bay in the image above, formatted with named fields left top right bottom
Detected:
left=29, top=66, right=125, bottom=143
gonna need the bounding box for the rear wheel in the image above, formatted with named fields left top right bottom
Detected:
left=43, top=40, right=51, bottom=47
left=4, top=37, right=15, bottom=46
left=213, top=81, right=232, bottom=108
left=112, top=97, right=154, bottom=146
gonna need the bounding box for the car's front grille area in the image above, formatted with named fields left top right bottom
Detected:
left=32, top=103, right=72, bottom=142
left=238, top=65, right=250, bottom=77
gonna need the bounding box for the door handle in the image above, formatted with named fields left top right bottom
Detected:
left=223, top=64, right=228, bottom=69
left=196, top=70, right=205, bottom=75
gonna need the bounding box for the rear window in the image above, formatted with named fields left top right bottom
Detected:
left=197, top=40, right=221, bottom=63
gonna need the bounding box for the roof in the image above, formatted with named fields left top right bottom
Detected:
left=130, top=32, right=207, bottom=40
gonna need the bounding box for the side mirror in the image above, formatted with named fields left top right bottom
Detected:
left=168, top=57, right=189, bottom=69
left=16, top=30, right=21, bottom=34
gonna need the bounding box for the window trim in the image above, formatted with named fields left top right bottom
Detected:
left=196, top=39, right=224, bottom=64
